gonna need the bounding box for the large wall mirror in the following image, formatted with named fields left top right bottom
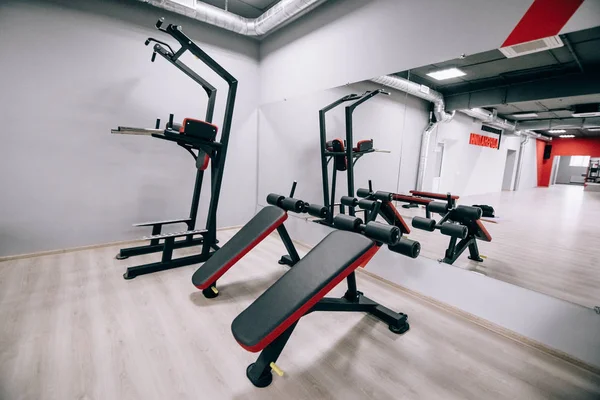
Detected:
left=375, top=25, right=600, bottom=310
left=258, top=25, right=600, bottom=312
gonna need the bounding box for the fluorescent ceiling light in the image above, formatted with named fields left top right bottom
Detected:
left=511, top=113, right=538, bottom=118
left=426, top=68, right=466, bottom=81
left=548, top=129, right=566, bottom=134
left=588, top=127, right=600, bottom=132
left=559, top=134, right=575, bottom=138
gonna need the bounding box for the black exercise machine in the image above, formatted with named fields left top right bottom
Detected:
left=231, top=210, right=414, bottom=387
left=318, top=90, right=389, bottom=225
left=411, top=201, right=491, bottom=264
left=191, top=182, right=328, bottom=298
left=111, top=18, right=237, bottom=279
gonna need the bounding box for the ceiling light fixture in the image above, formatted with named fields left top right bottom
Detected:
left=559, top=134, right=575, bottom=138
left=548, top=129, right=566, bottom=134
left=511, top=113, right=538, bottom=118
left=426, top=68, right=466, bottom=81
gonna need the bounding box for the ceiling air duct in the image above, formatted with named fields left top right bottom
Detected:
left=370, top=75, right=455, bottom=123
left=138, top=0, right=327, bottom=36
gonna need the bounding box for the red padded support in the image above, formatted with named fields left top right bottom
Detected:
left=392, top=194, right=432, bottom=205
left=475, top=220, right=492, bottom=242
left=409, top=190, right=459, bottom=200
left=238, top=244, right=380, bottom=353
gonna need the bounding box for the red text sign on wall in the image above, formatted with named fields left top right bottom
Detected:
left=469, top=133, right=499, bottom=149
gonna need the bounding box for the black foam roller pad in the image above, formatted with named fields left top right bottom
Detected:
left=440, top=223, right=468, bottom=239
left=357, top=199, right=377, bottom=211
left=454, top=205, right=482, bottom=220
left=412, top=216, right=436, bottom=232
left=373, top=191, right=393, bottom=201
left=388, top=238, right=420, bottom=258
left=266, top=193, right=285, bottom=206
left=364, top=222, right=400, bottom=245
left=333, top=215, right=363, bottom=232
left=306, top=203, right=328, bottom=218
left=356, top=188, right=371, bottom=199
left=279, top=197, right=305, bottom=213
left=427, top=201, right=449, bottom=215
left=340, top=196, right=358, bottom=207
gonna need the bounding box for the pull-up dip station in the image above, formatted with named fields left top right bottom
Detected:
left=111, top=18, right=237, bottom=280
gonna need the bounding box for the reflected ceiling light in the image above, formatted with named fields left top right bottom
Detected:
left=559, top=134, right=575, bottom=138
left=548, top=129, right=566, bottom=133
left=426, top=68, right=466, bottom=81
left=511, top=113, right=538, bottom=118
left=588, top=127, right=600, bottom=132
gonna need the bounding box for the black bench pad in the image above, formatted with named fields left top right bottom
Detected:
left=192, top=206, right=287, bottom=289
left=231, top=231, right=378, bottom=353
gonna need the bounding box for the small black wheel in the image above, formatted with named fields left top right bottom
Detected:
left=468, top=256, right=484, bottom=262
left=389, top=322, right=410, bottom=334
left=246, top=363, right=273, bottom=388
left=202, top=286, right=219, bottom=299
left=115, top=253, right=129, bottom=260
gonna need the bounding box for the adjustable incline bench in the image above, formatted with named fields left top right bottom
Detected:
left=231, top=213, right=413, bottom=387
left=192, top=184, right=328, bottom=298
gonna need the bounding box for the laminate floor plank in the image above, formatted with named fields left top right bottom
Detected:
left=0, top=229, right=599, bottom=399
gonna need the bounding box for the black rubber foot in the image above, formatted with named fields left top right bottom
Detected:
left=246, top=363, right=273, bottom=388
left=115, top=253, right=129, bottom=260
left=389, top=322, right=410, bottom=334
left=123, top=272, right=134, bottom=280
left=202, top=286, right=219, bottom=299
left=468, top=256, right=484, bottom=262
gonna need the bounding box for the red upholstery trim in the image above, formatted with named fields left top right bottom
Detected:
left=502, top=0, right=583, bottom=47
left=238, top=244, right=380, bottom=353
left=199, top=154, right=210, bottom=171
left=382, top=202, right=410, bottom=234
left=195, top=213, right=288, bottom=290
left=475, top=220, right=492, bottom=242
left=353, top=139, right=373, bottom=152
left=409, top=190, right=459, bottom=200
left=181, top=118, right=219, bottom=133
left=392, top=194, right=432, bottom=205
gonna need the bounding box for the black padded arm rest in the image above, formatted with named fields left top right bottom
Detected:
left=231, top=231, right=378, bottom=353
left=192, top=206, right=287, bottom=289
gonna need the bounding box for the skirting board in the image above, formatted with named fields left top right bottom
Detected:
left=0, top=225, right=243, bottom=262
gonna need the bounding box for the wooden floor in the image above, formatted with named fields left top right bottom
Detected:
left=399, top=185, right=600, bottom=309
left=1, top=230, right=600, bottom=399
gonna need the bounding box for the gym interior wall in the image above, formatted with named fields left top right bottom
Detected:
left=0, top=0, right=260, bottom=256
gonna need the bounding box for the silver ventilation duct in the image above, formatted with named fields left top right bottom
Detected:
left=138, top=0, right=326, bottom=36
left=370, top=75, right=454, bottom=122
left=415, top=122, right=437, bottom=191
left=516, top=117, right=600, bottom=131
left=459, top=108, right=517, bottom=131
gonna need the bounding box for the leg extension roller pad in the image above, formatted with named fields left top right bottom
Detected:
left=412, top=216, right=436, bottom=232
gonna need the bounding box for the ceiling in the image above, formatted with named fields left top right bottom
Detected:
left=200, top=0, right=279, bottom=18
left=396, top=26, right=600, bottom=138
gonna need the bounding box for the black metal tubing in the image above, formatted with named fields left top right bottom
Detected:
left=344, top=90, right=387, bottom=216
left=245, top=272, right=408, bottom=387
left=276, top=225, right=301, bottom=266
left=119, top=236, right=204, bottom=258
left=124, top=251, right=214, bottom=280
left=118, top=20, right=238, bottom=278
left=318, top=94, right=361, bottom=217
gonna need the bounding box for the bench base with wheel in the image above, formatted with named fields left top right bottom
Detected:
left=231, top=230, right=409, bottom=388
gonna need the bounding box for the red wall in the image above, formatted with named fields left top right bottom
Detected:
left=537, top=137, right=600, bottom=186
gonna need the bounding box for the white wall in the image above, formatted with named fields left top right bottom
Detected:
left=518, top=138, right=538, bottom=189
left=555, top=156, right=588, bottom=184
left=257, top=81, right=429, bottom=208
left=421, top=113, right=521, bottom=196
left=0, top=0, right=260, bottom=256
left=259, top=0, right=534, bottom=104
